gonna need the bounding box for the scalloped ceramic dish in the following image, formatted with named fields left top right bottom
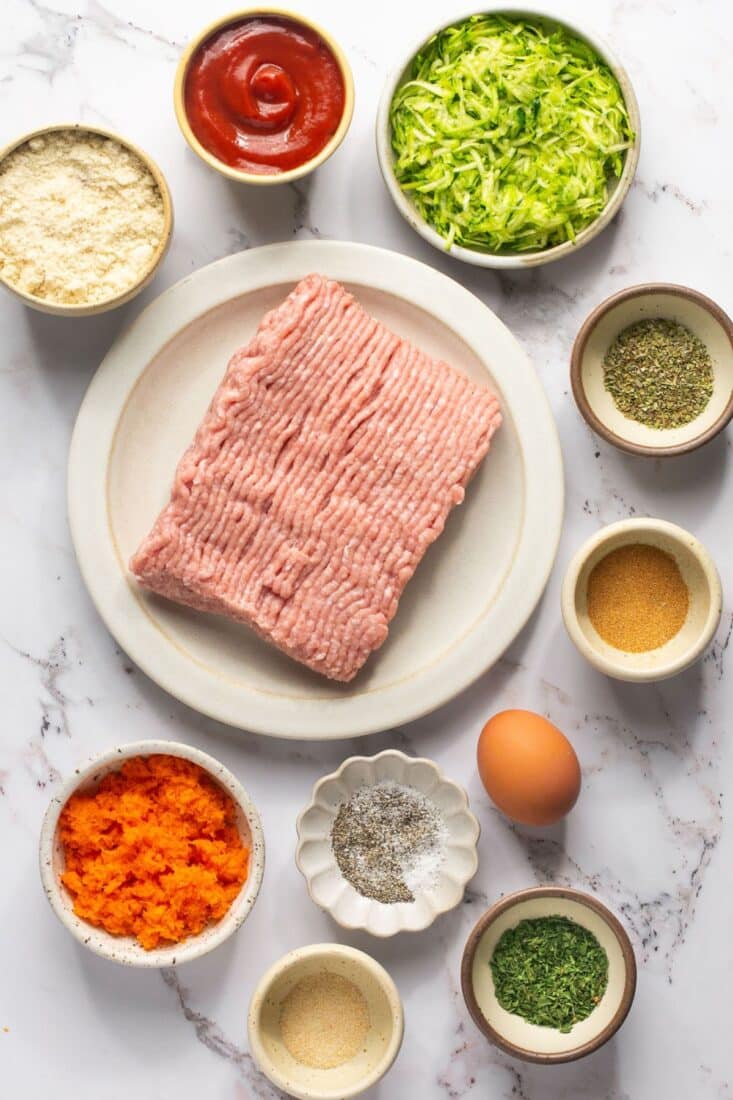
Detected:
left=39, top=740, right=265, bottom=967
left=295, top=750, right=479, bottom=936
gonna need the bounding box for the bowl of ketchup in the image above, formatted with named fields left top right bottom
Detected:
left=174, top=8, right=354, bottom=184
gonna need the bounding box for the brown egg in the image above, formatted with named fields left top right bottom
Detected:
left=477, top=710, right=581, bottom=826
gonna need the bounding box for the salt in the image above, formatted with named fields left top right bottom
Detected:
left=331, top=780, right=447, bottom=904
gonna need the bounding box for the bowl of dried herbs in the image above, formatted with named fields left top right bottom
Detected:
left=571, top=283, right=733, bottom=456
left=461, top=886, right=636, bottom=1063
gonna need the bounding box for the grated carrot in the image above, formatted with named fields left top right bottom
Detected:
left=58, top=754, right=249, bottom=950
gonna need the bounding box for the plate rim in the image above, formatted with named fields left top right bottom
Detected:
left=68, top=240, right=564, bottom=738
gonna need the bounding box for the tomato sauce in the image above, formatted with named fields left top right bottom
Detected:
left=184, top=16, right=346, bottom=175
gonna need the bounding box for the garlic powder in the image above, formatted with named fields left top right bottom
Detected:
left=0, top=129, right=166, bottom=306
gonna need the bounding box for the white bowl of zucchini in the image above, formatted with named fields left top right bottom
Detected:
left=376, top=8, right=641, bottom=269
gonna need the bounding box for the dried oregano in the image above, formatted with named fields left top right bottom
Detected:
left=603, top=317, right=713, bottom=430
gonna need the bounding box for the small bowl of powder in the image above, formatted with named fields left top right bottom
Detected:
left=248, top=942, right=403, bottom=1100
left=561, top=517, right=722, bottom=682
left=0, top=124, right=172, bottom=316
left=295, top=749, right=480, bottom=937
left=571, top=283, right=733, bottom=456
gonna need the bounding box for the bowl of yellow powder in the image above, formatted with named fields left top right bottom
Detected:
left=248, top=943, right=404, bottom=1100
left=39, top=740, right=265, bottom=967
left=0, top=124, right=173, bottom=316
left=561, top=518, right=722, bottom=682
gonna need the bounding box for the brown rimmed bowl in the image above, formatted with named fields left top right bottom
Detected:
left=173, top=8, right=355, bottom=186
left=0, top=123, right=173, bottom=316
left=460, top=887, right=636, bottom=1064
left=571, top=284, right=733, bottom=456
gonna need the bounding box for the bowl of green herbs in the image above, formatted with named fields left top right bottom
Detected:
left=376, top=10, right=640, bottom=268
left=460, top=886, right=636, bottom=1063
left=571, top=284, right=733, bottom=456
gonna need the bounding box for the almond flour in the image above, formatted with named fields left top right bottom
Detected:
left=0, top=129, right=166, bottom=306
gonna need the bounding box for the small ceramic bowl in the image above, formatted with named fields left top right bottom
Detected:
left=39, top=740, right=265, bottom=967
left=461, top=887, right=636, bottom=1064
left=248, top=943, right=404, bottom=1100
left=376, top=7, right=640, bottom=269
left=173, top=8, right=355, bottom=185
left=0, top=124, right=173, bottom=316
left=571, top=284, right=733, bottom=455
left=561, top=518, right=722, bottom=682
left=295, top=750, right=479, bottom=937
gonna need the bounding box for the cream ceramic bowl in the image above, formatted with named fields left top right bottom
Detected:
left=0, top=123, right=173, bottom=316
left=561, top=518, right=722, bottom=682
left=461, top=887, right=636, bottom=1063
left=39, top=740, right=265, bottom=967
left=295, top=750, right=479, bottom=936
left=173, top=8, right=355, bottom=186
left=376, top=6, right=640, bottom=269
left=571, top=284, right=733, bottom=455
left=248, top=943, right=404, bottom=1100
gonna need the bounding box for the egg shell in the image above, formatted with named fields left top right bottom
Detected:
left=477, top=710, right=581, bottom=826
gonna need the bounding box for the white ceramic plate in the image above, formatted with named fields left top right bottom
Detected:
left=68, top=241, right=563, bottom=738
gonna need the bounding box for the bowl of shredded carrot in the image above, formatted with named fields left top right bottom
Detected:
left=39, top=741, right=265, bottom=966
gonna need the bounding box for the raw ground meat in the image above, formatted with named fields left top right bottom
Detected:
left=130, top=274, right=502, bottom=681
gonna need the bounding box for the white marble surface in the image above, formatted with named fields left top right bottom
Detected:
left=1, top=1, right=731, bottom=1097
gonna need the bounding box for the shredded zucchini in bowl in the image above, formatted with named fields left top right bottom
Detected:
left=389, top=15, right=634, bottom=254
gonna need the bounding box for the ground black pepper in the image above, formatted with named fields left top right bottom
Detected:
left=331, top=781, right=446, bottom=904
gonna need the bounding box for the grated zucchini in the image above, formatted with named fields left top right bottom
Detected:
left=389, top=15, right=634, bottom=253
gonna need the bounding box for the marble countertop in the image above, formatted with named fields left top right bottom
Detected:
left=1, top=1, right=731, bottom=1097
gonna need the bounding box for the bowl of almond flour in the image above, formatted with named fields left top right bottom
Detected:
left=0, top=124, right=172, bottom=315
